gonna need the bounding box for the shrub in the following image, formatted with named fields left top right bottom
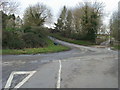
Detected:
left=30, top=27, right=47, bottom=38
left=2, top=26, right=48, bottom=49
left=23, top=26, right=32, bottom=33
left=2, top=30, right=25, bottom=49
left=22, top=32, right=47, bottom=48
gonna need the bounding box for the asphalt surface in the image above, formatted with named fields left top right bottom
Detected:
left=2, top=37, right=118, bottom=88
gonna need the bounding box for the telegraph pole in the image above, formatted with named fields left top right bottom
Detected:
left=118, top=4, right=120, bottom=41
left=117, top=1, right=120, bottom=50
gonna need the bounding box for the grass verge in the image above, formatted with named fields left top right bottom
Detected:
left=112, top=45, right=120, bottom=50
left=50, top=33, right=95, bottom=46
left=2, top=38, right=70, bottom=55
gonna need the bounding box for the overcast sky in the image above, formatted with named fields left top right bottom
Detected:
left=17, top=0, right=119, bottom=27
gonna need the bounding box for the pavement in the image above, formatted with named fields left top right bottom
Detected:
left=2, top=37, right=118, bottom=88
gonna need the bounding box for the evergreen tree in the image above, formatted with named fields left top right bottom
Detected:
left=88, top=10, right=99, bottom=42
left=80, top=3, right=102, bottom=42
left=65, top=10, right=73, bottom=37
left=55, top=6, right=67, bottom=35
left=54, top=18, right=63, bottom=32
left=81, top=3, right=90, bottom=39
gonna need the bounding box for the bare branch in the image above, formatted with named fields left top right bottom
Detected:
left=0, top=0, right=20, bottom=14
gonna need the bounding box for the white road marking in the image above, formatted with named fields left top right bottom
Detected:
left=14, top=71, right=36, bottom=88
left=4, top=71, right=36, bottom=88
left=107, top=47, right=112, bottom=50
left=4, top=72, right=14, bottom=88
left=57, top=60, right=62, bottom=88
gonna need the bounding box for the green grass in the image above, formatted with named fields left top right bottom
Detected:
left=2, top=38, right=70, bottom=55
left=50, top=33, right=95, bottom=46
left=112, top=45, right=120, bottom=50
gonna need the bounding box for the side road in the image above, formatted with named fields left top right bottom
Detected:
left=2, top=37, right=118, bottom=88
left=21, top=37, right=118, bottom=88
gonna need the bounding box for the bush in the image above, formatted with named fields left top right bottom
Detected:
left=31, top=27, right=48, bottom=37
left=2, top=26, right=48, bottom=49
left=23, top=26, right=32, bottom=33
left=2, top=30, right=25, bottom=49
left=22, top=27, right=48, bottom=48
left=22, top=32, right=47, bottom=48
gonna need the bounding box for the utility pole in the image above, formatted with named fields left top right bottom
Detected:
left=118, top=1, right=120, bottom=44
left=118, top=1, right=120, bottom=16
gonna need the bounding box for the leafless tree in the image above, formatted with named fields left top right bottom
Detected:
left=0, top=0, right=20, bottom=15
left=23, top=3, right=52, bottom=27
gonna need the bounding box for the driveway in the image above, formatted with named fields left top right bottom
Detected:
left=2, top=37, right=118, bottom=88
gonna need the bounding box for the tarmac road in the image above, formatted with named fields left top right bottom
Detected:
left=2, top=37, right=118, bottom=88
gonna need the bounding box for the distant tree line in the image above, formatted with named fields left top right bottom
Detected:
left=53, top=2, right=104, bottom=43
